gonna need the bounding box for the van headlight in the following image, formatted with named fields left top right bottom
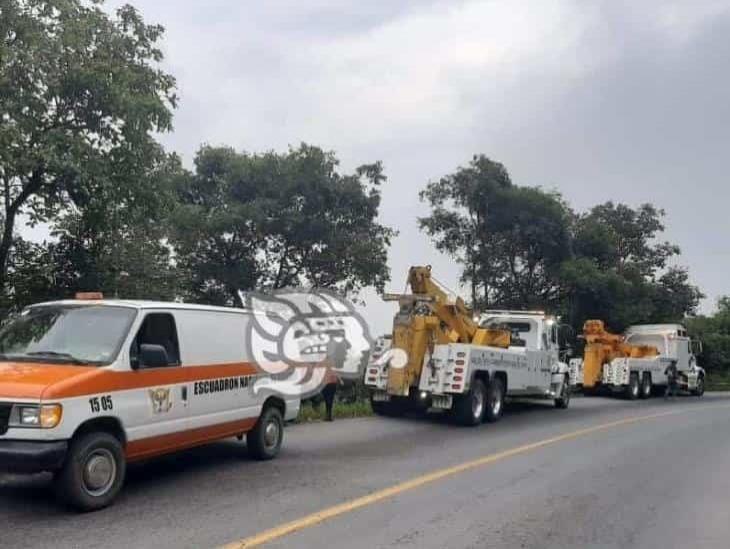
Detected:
left=11, top=404, right=63, bottom=429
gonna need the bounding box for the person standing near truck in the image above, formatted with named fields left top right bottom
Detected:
left=321, top=370, right=340, bottom=421
left=665, top=361, right=679, bottom=399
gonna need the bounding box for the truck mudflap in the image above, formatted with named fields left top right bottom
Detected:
left=430, top=394, right=453, bottom=410
left=371, top=390, right=391, bottom=402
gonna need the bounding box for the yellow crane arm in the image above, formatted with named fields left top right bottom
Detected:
left=385, top=266, right=480, bottom=343
left=581, top=320, right=659, bottom=388
left=382, top=266, right=509, bottom=397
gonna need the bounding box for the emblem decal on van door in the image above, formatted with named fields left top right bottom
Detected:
left=240, top=288, right=373, bottom=398
left=149, top=388, right=173, bottom=414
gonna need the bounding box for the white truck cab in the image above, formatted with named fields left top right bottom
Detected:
left=621, top=324, right=705, bottom=396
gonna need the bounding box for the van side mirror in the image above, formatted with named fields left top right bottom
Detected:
left=137, top=344, right=170, bottom=369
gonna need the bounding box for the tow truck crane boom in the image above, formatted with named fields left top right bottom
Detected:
left=382, top=266, right=508, bottom=397
left=581, top=320, right=659, bottom=389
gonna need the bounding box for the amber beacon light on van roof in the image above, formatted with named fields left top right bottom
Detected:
left=75, top=292, right=104, bottom=300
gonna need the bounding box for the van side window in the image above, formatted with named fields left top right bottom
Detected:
left=130, top=313, right=181, bottom=368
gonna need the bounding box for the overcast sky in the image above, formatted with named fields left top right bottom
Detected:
left=107, top=0, right=730, bottom=334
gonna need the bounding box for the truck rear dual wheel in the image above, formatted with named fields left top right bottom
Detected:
left=640, top=374, right=652, bottom=399
left=483, top=378, right=506, bottom=423
left=453, top=377, right=505, bottom=425
left=55, top=432, right=126, bottom=512
left=626, top=373, right=640, bottom=400
left=453, top=378, right=487, bottom=426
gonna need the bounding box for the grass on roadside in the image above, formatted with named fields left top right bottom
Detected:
left=706, top=372, right=730, bottom=391
left=296, top=399, right=374, bottom=423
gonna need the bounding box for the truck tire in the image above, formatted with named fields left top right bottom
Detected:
left=692, top=375, right=705, bottom=397
left=247, top=406, right=284, bottom=460
left=626, top=373, right=640, bottom=400
left=454, top=378, right=487, bottom=426
left=640, top=374, right=652, bottom=399
left=554, top=375, right=571, bottom=409
left=54, top=431, right=126, bottom=512
left=483, top=377, right=505, bottom=423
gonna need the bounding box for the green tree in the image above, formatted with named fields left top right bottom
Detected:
left=419, top=155, right=571, bottom=309
left=2, top=151, right=181, bottom=312
left=563, top=202, right=702, bottom=331
left=0, top=0, right=176, bottom=305
left=418, top=155, right=511, bottom=306
left=3, top=237, right=57, bottom=308
left=687, top=297, right=730, bottom=374
left=172, top=144, right=395, bottom=304
left=483, top=186, right=572, bottom=308
left=573, top=203, right=679, bottom=276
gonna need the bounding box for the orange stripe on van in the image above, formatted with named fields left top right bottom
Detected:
left=125, top=417, right=258, bottom=461
left=42, top=362, right=261, bottom=400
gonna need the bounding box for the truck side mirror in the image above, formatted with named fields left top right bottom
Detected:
left=137, top=344, right=170, bottom=369
left=691, top=340, right=703, bottom=355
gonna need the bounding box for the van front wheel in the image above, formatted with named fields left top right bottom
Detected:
left=247, top=406, right=284, bottom=460
left=55, top=432, right=126, bottom=512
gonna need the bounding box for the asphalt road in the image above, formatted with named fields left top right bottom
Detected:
left=2, top=394, right=729, bottom=549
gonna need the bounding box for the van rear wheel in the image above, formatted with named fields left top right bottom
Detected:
left=55, top=432, right=126, bottom=512
left=247, top=406, right=284, bottom=460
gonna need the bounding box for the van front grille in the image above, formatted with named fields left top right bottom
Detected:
left=0, top=403, right=11, bottom=435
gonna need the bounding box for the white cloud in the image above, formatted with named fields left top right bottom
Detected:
left=95, top=0, right=730, bottom=330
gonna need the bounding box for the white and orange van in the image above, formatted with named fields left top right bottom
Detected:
left=0, top=296, right=300, bottom=510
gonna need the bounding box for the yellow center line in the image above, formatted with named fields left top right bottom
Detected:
left=223, top=403, right=729, bottom=549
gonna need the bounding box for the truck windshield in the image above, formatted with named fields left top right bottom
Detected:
left=0, top=305, right=136, bottom=365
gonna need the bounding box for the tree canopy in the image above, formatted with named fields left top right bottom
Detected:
left=0, top=0, right=177, bottom=310
left=421, top=157, right=702, bottom=333
left=419, top=155, right=571, bottom=309
left=171, top=144, right=395, bottom=305
left=562, top=202, right=702, bottom=331
left=687, top=297, right=730, bottom=375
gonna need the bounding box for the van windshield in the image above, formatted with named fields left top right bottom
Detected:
left=0, top=305, right=136, bottom=365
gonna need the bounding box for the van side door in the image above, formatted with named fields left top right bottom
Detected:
left=173, top=310, right=261, bottom=434
left=121, top=310, right=190, bottom=459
